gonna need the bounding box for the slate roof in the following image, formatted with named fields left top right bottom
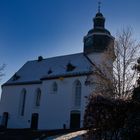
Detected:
left=3, top=53, right=93, bottom=86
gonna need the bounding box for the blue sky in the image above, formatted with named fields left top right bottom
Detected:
left=0, top=0, right=140, bottom=93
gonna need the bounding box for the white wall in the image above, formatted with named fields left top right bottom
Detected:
left=0, top=75, right=92, bottom=129
left=39, top=76, right=91, bottom=129
left=0, top=84, right=42, bottom=128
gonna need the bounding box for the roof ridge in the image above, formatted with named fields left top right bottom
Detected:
left=27, top=52, right=83, bottom=62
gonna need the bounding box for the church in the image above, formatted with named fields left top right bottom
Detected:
left=0, top=7, right=115, bottom=130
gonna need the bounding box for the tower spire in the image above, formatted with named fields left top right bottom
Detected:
left=84, top=0, right=114, bottom=54
left=98, top=0, right=101, bottom=13
left=94, top=0, right=105, bottom=29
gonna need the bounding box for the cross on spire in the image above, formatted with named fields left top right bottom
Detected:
left=98, top=0, right=101, bottom=13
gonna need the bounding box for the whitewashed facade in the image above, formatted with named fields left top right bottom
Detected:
left=0, top=11, right=115, bottom=130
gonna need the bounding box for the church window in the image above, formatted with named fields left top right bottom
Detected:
left=51, top=82, right=58, bottom=94
left=74, top=80, right=82, bottom=107
left=19, top=89, right=26, bottom=116
left=35, top=88, right=41, bottom=107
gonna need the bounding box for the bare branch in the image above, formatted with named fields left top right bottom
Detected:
left=89, top=27, right=140, bottom=99
left=0, top=64, right=5, bottom=81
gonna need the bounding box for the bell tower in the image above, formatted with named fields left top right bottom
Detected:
left=83, top=2, right=114, bottom=55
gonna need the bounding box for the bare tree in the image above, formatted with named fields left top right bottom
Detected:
left=88, top=27, right=140, bottom=99
left=114, top=27, right=140, bottom=98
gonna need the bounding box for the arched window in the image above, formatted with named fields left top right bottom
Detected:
left=35, top=88, right=41, bottom=107
left=74, top=80, right=82, bottom=107
left=19, top=89, right=26, bottom=116
left=51, top=82, right=58, bottom=94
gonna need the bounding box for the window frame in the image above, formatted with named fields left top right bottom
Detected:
left=74, top=80, right=82, bottom=107
left=35, top=88, right=41, bottom=107
left=19, top=89, right=27, bottom=116
left=51, top=82, right=58, bottom=94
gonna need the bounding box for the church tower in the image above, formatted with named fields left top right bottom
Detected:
left=83, top=3, right=115, bottom=57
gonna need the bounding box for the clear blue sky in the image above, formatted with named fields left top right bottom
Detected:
left=0, top=0, right=140, bottom=93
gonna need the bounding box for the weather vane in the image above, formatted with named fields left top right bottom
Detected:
left=98, top=0, right=101, bottom=13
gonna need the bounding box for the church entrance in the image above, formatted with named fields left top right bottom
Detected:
left=1, top=112, right=9, bottom=128
left=30, top=113, right=38, bottom=129
left=70, top=111, right=80, bottom=129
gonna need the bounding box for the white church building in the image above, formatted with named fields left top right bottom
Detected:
left=0, top=9, right=115, bottom=130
